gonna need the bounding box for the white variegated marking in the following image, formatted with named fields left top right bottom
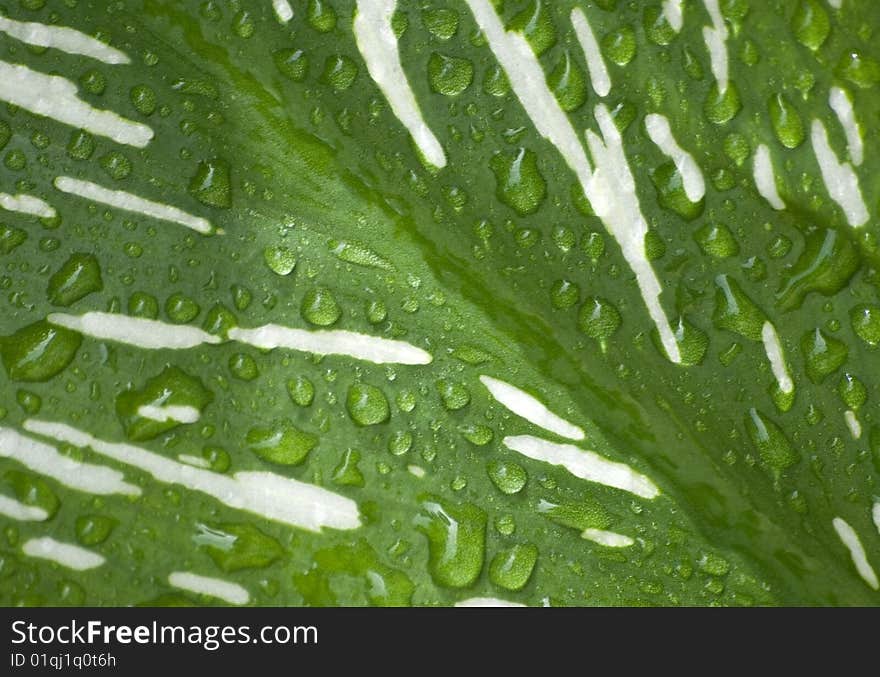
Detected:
left=24, top=420, right=360, bottom=532
left=479, top=375, right=584, bottom=441
left=581, top=529, right=634, bottom=548
left=662, top=0, right=684, bottom=31
left=229, top=325, right=432, bottom=365
left=753, top=144, right=785, bottom=210
left=810, top=119, right=868, bottom=227
left=0, top=427, right=140, bottom=496
left=644, top=113, right=705, bottom=202
left=23, top=537, right=105, bottom=571
left=0, top=192, right=57, bottom=218
left=570, top=8, right=611, bottom=97
left=407, top=465, right=426, bottom=478
left=0, top=61, right=152, bottom=147
left=138, top=405, right=201, bottom=424
left=761, top=322, right=793, bottom=395
left=0, top=16, right=129, bottom=64
left=354, top=0, right=446, bottom=168
left=455, top=597, right=526, bottom=607
left=827, top=0, right=842, bottom=8
left=465, top=0, right=680, bottom=362
left=272, top=0, right=294, bottom=23
left=829, top=87, right=862, bottom=166
left=168, top=572, right=249, bottom=605
left=844, top=410, right=861, bottom=440
left=54, top=177, right=212, bottom=234
left=873, top=503, right=880, bottom=536
left=832, top=517, right=878, bottom=590
left=585, top=106, right=682, bottom=363
left=701, top=0, right=729, bottom=92
left=48, top=312, right=221, bottom=350
left=178, top=454, right=211, bottom=468
left=503, top=435, right=659, bottom=499
left=0, top=495, right=49, bottom=522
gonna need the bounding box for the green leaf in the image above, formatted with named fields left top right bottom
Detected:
left=1, top=0, right=879, bottom=607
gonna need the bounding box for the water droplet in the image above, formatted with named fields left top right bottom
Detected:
left=321, top=55, right=358, bottom=91
left=388, top=430, right=413, bottom=456
left=713, top=275, right=766, bottom=341
left=768, top=93, right=804, bottom=149
left=332, top=449, right=365, bottom=487
left=655, top=316, right=709, bottom=366
left=423, top=7, right=459, bottom=40
left=128, top=291, right=159, bottom=319
left=307, top=0, right=337, bottom=33
left=232, top=9, right=256, bottom=38
left=723, top=132, right=750, bottom=166
left=228, top=352, right=259, bottom=381
left=683, top=47, right=704, bottom=80
left=48, top=253, right=102, bottom=307
left=801, top=327, right=847, bottom=383
left=487, top=460, right=527, bottom=494
left=792, top=0, right=829, bottom=50
left=838, top=373, right=867, bottom=410
left=767, top=235, right=793, bottom=259
left=247, top=420, right=317, bottom=466
left=202, top=303, right=238, bottom=337
left=366, top=299, right=387, bottom=324
left=458, top=424, right=493, bottom=446
left=115, top=366, right=213, bottom=441
left=330, top=240, right=392, bottom=270
left=745, top=408, right=800, bottom=474
left=415, top=497, right=486, bottom=588
left=436, top=380, right=470, bottom=411
left=347, top=383, right=390, bottom=425
left=695, top=222, right=739, bottom=258
left=197, top=523, right=284, bottom=571
left=704, top=82, right=742, bottom=124
left=273, top=48, right=309, bottom=82
left=644, top=5, right=676, bottom=45
left=16, top=390, right=41, bottom=415
left=549, top=279, right=580, bottom=309
left=300, top=287, right=341, bottom=326
left=836, top=50, right=880, bottom=89
left=80, top=69, right=106, bottom=95
left=776, top=228, right=859, bottom=310
left=66, top=129, right=95, bottom=160
left=130, top=84, right=157, bottom=116
left=538, top=498, right=611, bottom=530
left=490, top=147, right=546, bottom=216
left=4, top=471, right=58, bottom=518
left=1, top=321, right=81, bottom=382
left=188, top=158, right=232, bottom=208
left=483, top=65, right=510, bottom=96
left=263, top=245, right=296, bottom=276
left=75, top=515, right=116, bottom=546
left=548, top=50, right=587, bottom=112
left=851, top=304, right=880, bottom=346
left=507, top=0, right=557, bottom=55
left=0, top=225, right=26, bottom=255
left=287, top=376, right=315, bottom=407
left=488, top=543, right=540, bottom=596
left=602, top=25, right=637, bottom=66
left=165, top=293, right=200, bottom=323
left=428, top=52, right=474, bottom=96
left=232, top=285, right=252, bottom=311
left=578, top=296, right=621, bottom=343
left=650, top=161, right=704, bottom=220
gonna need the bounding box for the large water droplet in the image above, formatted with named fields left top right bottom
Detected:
left=490, top=147, right=546, bottom=216
left=428, top=52, right=474, bottom=96
left=507, top=0, right=557, bottom=55
left=247, top=420, right=318, bottom=466
left=415, top=496, right=486, bottom=588
left=713, top=275, right=766, bottom=341
left=800, top=327, right=847, bottom=383
left=776, top=228, right=859, bottom=310
left=768, top=93, right=805, bottom=149
left=347, top=383, right=390, bottom=425
left=489, top=543, right=538, bottom=591
left=1, top=321, right=81, bottom=382
left=48, top=253, right=102, bottom=307
left=792, top=0, right=829, bottom=51
left=196, top=523, right=284, bottom=572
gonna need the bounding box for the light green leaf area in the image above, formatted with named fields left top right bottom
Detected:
left=1, top=0, right=879, bottom=606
